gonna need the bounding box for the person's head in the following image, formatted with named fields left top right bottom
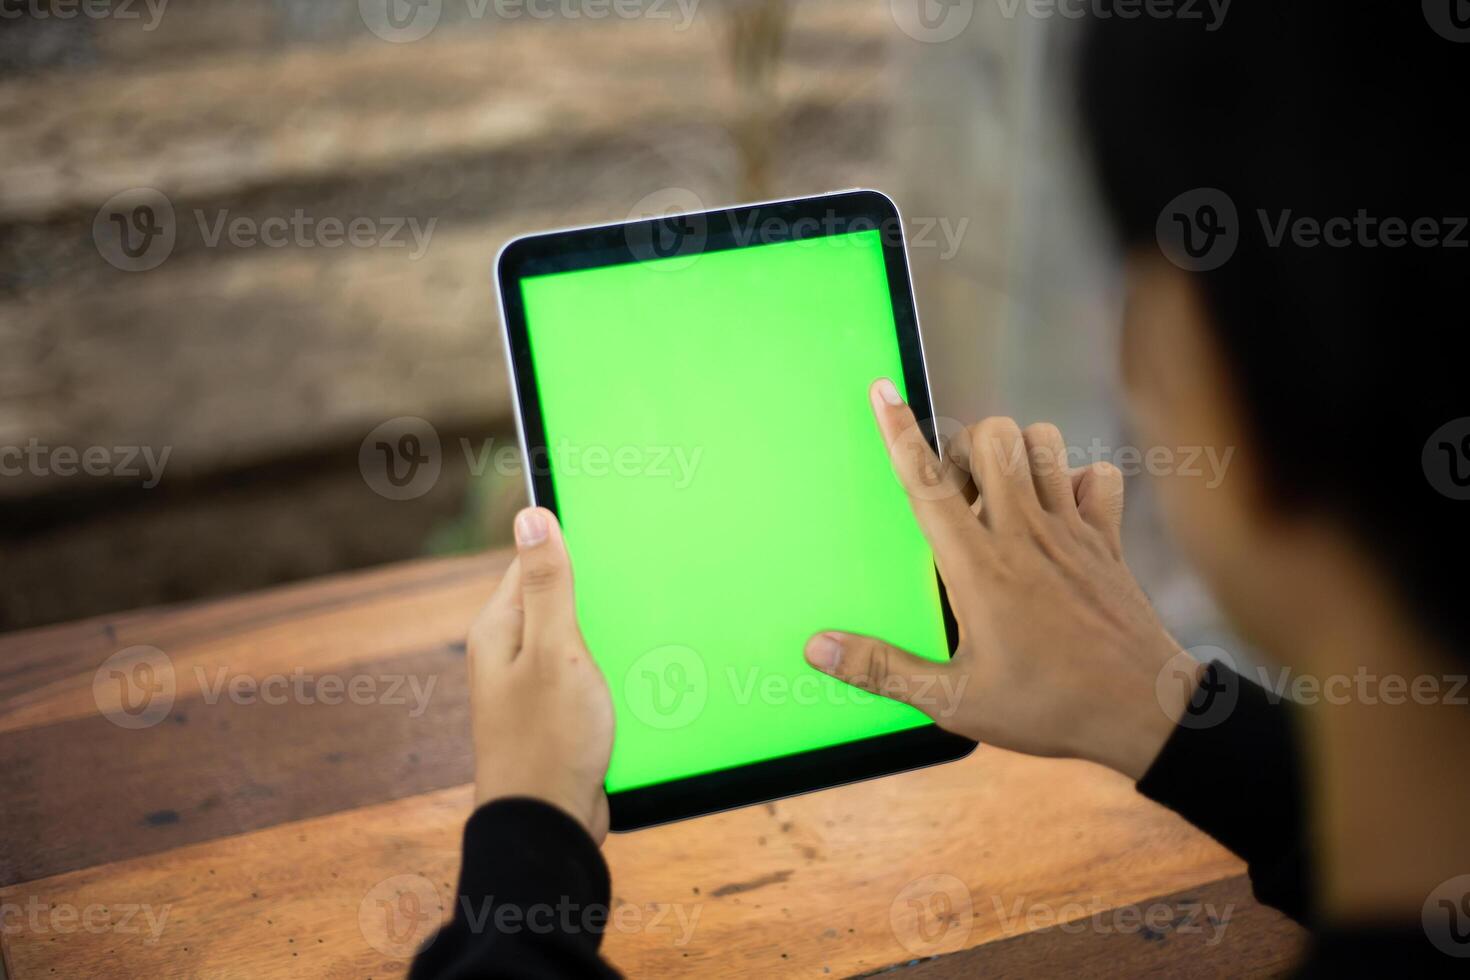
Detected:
left=1077, top=4, right=1465, bottom=666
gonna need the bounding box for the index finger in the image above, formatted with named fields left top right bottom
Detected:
left=870, top=378, right=985, bottom=581
left=469, top=558, right=524, bottom=664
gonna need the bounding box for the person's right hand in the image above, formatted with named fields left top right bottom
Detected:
left=803, top=379, right=1200, bottom=781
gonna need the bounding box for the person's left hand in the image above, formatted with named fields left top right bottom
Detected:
left=467, top=507, right=615, bottom=842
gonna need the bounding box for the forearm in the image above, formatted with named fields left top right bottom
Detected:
left=1136, top=662, right=1313, bottom=923
left=409, top=798, right=622, bottom=979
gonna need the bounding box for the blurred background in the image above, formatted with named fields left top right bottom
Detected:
left=0, top=0, right=1231, bottom=654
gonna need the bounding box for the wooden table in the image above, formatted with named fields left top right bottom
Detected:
left=0, top=553, right=1305, bottom=978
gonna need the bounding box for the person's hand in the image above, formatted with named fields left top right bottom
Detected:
left=804, top=379, right=1200, bottom=781
left=468, top=507, right=614, bottom=841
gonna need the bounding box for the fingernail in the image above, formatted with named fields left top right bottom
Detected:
left=515, top=508, right=548, bottom=547
left=805, top=632, right=844, bottom=671
left=875, top=378, right=904, bottom=406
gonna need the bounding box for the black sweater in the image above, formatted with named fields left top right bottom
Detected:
left=410, top=664, right=1464, bottom=976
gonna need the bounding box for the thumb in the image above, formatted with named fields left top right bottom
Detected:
left=804, top=631, right=959, bottom=720
left=513, top=506, right=579, bottom=650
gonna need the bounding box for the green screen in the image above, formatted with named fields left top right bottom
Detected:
left=519, top=229, right=947, bottom=793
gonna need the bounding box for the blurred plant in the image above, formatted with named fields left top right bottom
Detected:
left=424, top=439, right=526, bottom=557
left=719, top=0, right=792, bottom=201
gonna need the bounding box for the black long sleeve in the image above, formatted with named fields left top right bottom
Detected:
left=408, top=797, right=622, bottom=979
left=1135, top=660, right=1313, bottom=923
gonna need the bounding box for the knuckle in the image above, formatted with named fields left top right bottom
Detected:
left=979, top=416, right=1022, bottom=440
left=854, top=639, right=893, bottom=694
left=990, top=421, right=1029, bottom=475
left=1022, top=421, right=1062, bottom=445
left=519, top=559, right=563, bottom=594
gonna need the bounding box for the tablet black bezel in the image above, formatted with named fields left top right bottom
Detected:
left=496, top=189, right=976, bottom=831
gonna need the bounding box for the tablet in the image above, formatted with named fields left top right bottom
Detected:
left=496, top=189, right=974, bottom=830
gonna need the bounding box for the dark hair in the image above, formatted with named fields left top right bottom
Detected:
left=1078, top=4, right=1468, bottom=656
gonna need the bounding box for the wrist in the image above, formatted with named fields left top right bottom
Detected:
left=1083, top=639, right=1199, bottom=781
left=474, top=770, right=605, bottom=842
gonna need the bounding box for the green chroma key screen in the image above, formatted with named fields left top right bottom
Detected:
left=518, top=229, right=948, bottom=793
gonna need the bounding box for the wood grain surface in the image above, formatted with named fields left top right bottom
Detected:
left=0, top=553, right=1303, bottom=978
